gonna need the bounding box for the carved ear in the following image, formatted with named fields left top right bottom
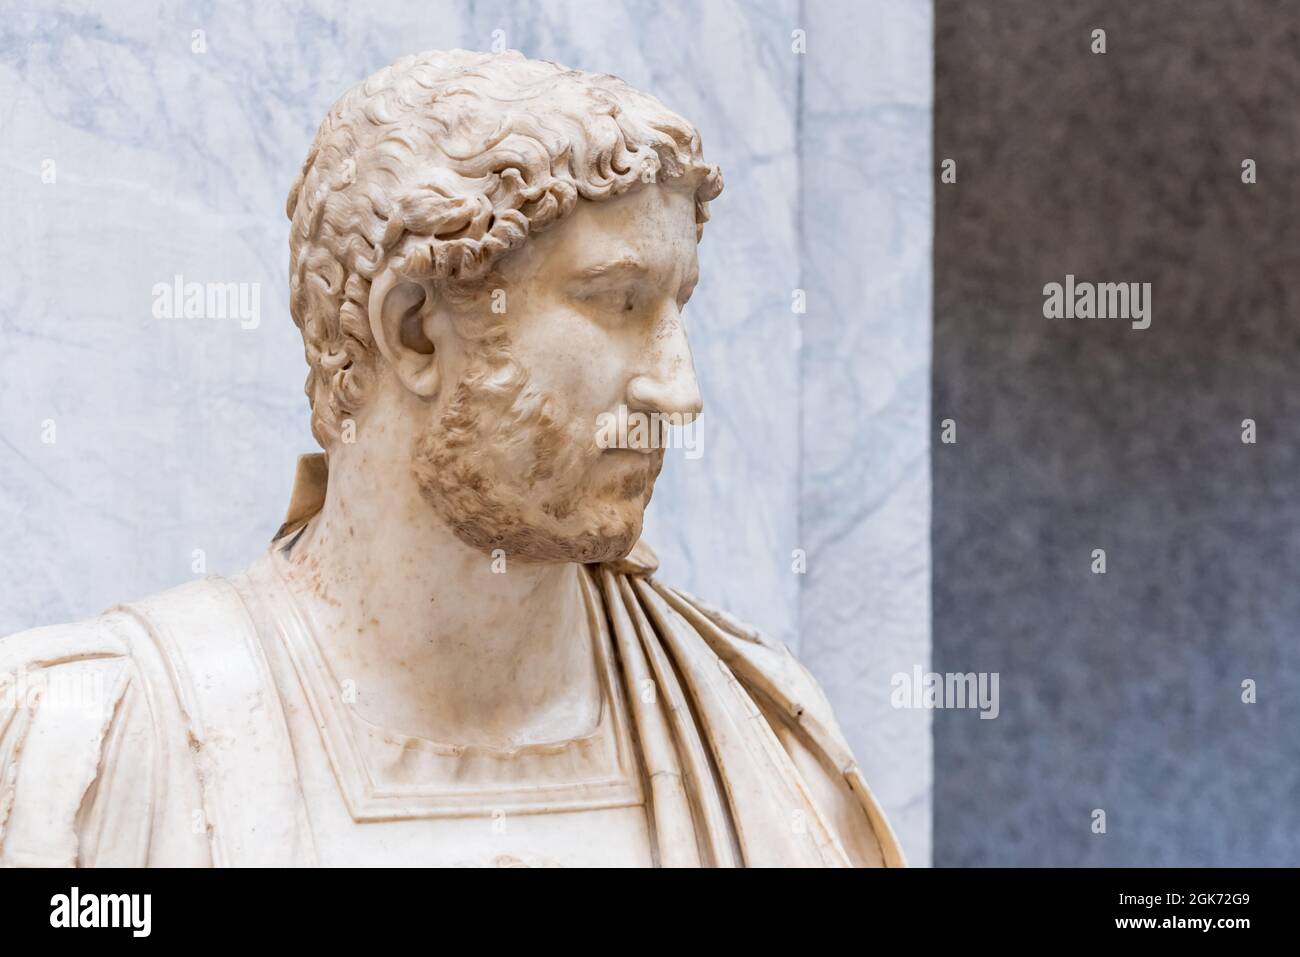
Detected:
left=368, top=267, right=441, bottom=398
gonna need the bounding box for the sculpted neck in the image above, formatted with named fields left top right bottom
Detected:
left=278, top=436, right=600, bottom=751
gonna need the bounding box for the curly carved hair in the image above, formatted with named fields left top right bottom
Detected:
left=285, top=49, right=724, bottom=448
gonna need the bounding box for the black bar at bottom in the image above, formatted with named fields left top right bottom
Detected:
left=0, top=867, right=1282, bottom=942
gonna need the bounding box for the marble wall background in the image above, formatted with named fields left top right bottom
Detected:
left=0, top=0, right=932, bottom=863
left=799, top=0, right=934, bottom=867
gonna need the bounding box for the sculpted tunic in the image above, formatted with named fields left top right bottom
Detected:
left=0, top=463, right=903, bottom=868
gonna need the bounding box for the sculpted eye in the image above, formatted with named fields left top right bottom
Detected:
left=570, top=257, right=652, bottom=322
left=575, top=287, right=638, bottom=317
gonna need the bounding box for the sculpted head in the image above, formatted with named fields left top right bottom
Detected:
left=285, top=50, right=723, bottom=564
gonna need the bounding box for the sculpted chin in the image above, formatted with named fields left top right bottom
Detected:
left=0, top=50, right=902, bottom=868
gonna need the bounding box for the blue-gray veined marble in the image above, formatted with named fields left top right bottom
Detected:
left=0, top=0, right=931, bottom=864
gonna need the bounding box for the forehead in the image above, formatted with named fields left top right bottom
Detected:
left=501, top=186, right=699, bottom=282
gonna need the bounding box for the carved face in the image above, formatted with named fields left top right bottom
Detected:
left=411, top=185, right=703, bottom=563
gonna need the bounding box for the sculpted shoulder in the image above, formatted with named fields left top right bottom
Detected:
left=0, top=611, right=152, bottom=866
left=0, top=580, right=244, bottom=867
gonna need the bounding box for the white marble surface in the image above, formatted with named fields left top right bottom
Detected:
left=0, top=0, right=931, bottom=863
left=797, top=0, right=934, bottom=866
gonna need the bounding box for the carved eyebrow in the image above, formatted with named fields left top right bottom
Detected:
left=574, top=256, right=647, bottom=281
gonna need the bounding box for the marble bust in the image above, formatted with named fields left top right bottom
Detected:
left=0, top=50, right=901, bottom=868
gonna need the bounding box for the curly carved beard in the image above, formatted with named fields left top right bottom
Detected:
left=411, top=334, right=664, bottom=564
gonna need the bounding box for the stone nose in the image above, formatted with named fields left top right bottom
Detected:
left=626, top=312, right=703, bottom=424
